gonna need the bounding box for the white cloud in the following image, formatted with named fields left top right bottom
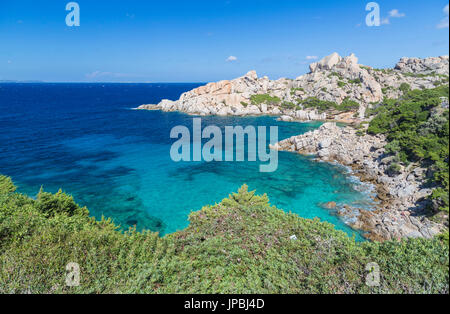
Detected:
left=437, top=4, right=449, bottom=29
left=226, top=56, right=237, bottom=62
left=381, top=9, right=406, bottom=25
left=305, top=56, right=318, bottom=60
left=389, top=9, right=405, bottom=18
left=381, top=17, right=390, bottom=25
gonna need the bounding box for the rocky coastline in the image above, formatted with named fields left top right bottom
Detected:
left=270, top=123, right=446, bottom=241
left=137, top=53, right=449, bottom=241
left=138, top=52, right=448, bottom=123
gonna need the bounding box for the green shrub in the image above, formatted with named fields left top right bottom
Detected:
left=35, top=188, right=89, bottom=218
left=348, top=78, right=362, bottom=85
left=0, top=182, right=448, bottom=294
left=335, top=98, right=360, bottom=112
left=387, top=163, right=402, bottom=175
left=0, top=176, right=16, bottom=193
left=302, top=97, right=337, bottom=113
left=402, top=72, right=448, bottom=79
left=338, top=81, right=346, bottom=88
left=250, top=94, right=281, bottom=106
left=280, top=101, right=297, bottom=110
left=385, top=140, right=401, bottom=155
left=302, top=97, right=359, bottom=113
left=399, top=83, right=411, bottom=93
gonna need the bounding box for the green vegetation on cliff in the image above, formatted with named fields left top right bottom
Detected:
left=0, top=176, right=448, bottom=294
left=302, top=97, right=360, bottom=113
left=367, top=85, right=449, bottom=214
left=250, top=94, right=281, bottom=106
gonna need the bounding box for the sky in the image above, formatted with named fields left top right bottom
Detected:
left=0, top=0, right=449, bottom=82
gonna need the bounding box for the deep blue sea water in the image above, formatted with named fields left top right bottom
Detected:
left=0, top=83, right=375, bottom=240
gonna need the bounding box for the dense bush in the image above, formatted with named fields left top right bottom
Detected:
left=280, top=101, right=298, bottom=110
left=0, top=177, right=448, bottom=294
left=399, top=83, right=411, bottom=93
left=35, top=188, right=89, bottom=218
left=335, top=98, right=360, bottom=112
left=348, top=78, right=362, bottom=85
left=302, top=97, right=359, bottom=113
left=338, top=81, right=346, bottom=88
left=367, top=85, right=449, bottom=213
left=302, top=97, right=337, bottom=112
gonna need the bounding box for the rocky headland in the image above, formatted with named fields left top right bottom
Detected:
left=138, top=53, right=449, bottom=241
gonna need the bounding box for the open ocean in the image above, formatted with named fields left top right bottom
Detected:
left=0, top=83, right=376, bottom=240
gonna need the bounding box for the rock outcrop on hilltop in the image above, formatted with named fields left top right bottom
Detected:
left=140, top=70, right=294, bottom=117
left=395, top=56, right=449, bottom=75
left=138, top=53, right=449, bottom=123
left=292, top=52, right=382, bottom=118
left=271, top=123, right=445, bottom=241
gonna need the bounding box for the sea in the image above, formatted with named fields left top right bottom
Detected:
left=0, top=83, right=376, bottom=240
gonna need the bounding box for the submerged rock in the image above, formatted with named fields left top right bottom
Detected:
left=323, top=201, right=337, bottom=209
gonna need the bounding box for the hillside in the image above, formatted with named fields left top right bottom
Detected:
left=1, top=176, right=448, bottom=294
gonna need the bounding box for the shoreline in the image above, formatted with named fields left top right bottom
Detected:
left=136, top=104, right=358, bottom=126
left=270, top=122, right=445, bottom=241
left=136, top=104, right=362, bottom=125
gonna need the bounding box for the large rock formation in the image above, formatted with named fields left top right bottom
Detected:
left=138, top=53, right=449, bottom=123
left=395, top=56, right=449, bottom=75
left=139, top=71, right=297, bottom=117
left=293, top=52, right=383, bottom=118
left=309, top=52, right=343, bottom=72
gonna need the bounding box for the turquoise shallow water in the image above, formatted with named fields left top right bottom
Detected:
left=0, top=83, right=375, bottom=240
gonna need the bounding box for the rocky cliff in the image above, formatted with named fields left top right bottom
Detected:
left=271, top=123, right=446, bottom=241
left=138, top=53, right=449, bottom=122
left=137, top=53, right=449, bottom=241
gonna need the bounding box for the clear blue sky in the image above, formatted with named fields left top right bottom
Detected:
left=1, top=0, right=449, bottom=82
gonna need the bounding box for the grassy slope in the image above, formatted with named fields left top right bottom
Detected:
left=0, top=176, right=448, bottom=294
